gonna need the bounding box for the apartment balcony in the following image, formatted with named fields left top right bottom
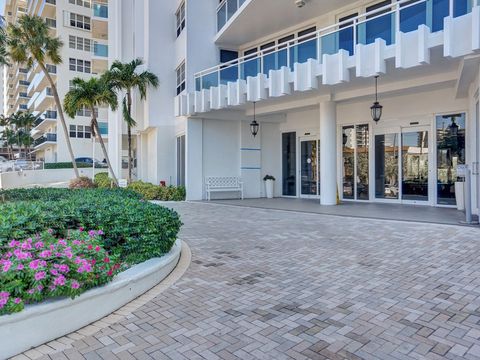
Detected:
left=15, top=92, right=30, bottom=104
left=34, top=87, right=55, bottom=113
left=92, top=2, right=108, bottom=40
left=177, top=0, right=480, bottom=116
left=32, top=110, right=57, bottom=133
left=15, top=68, right=28, bottom=79
left=16, top=104, right=28, bottom=113
left=215, top=0, right=355, bottom=46
left=33, top=133, right=57, bottom=150
left=39, top=0, right=56, bottom=18
left=27, top=65, right=56, bottom=96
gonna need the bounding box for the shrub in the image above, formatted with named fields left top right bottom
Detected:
left=44, top=162, right=93, bottom=169
left=0, top=230, right=122, bottom=315
left=0, top=189, right=181, bottom=264
left=69, top=176, right=96, bottom=189
left=128, top=181, right=186, bottom=201
left=94, top=172, right=114, bottom=188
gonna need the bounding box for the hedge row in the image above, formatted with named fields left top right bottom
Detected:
left=0, top=188, right=182, bottom=265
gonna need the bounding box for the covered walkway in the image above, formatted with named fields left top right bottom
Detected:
left=210, top=198, right=478, bottom=226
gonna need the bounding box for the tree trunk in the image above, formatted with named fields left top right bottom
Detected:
left=127, top=92, right=133, bottom=183
left=38, top=62, right=80, bottom=178
left=91, top=110, right=118, bottom=186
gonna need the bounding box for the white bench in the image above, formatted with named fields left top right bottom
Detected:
left=205, top=177, right=244, bottom=201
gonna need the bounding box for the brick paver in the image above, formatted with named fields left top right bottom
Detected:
left=28, top=202, right=480, bottom=359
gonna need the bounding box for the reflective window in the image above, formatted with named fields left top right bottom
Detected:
left=342, top=126, right=355, bottom=199
left=342, top=125, right=369, bottom=200
left=436, top=113, right=466, bottom=205
left=375, top=133, right=399, bottom=199
left=402, top=131, right=429, bottom=201
left=282, top=132, right=296, bottom=196
left=356, top=125, right=370, bottom=200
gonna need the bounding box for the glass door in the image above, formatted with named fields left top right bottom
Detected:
left=299, top=138, right=319, bottom=197
left=375, top=126, right=431, bottom=204
left=401, top=128, right=430, bottom=203
left=375, top=133, right=400, bottom=200
left=436, top=113, right=466, bottom=206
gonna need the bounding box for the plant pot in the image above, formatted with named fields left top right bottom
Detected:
left=455, top=181, right=465, bottom=211
left=265, top=179, right=274, bottom=199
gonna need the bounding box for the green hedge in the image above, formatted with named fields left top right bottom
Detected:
left=94, top=173, right=186, bottom=201
left=44, top=162, right=94, bottom=169
left=0, top=188, right=181, bottom=264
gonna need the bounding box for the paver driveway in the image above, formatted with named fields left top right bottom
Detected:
left=34, top=202, right=480, bottom=360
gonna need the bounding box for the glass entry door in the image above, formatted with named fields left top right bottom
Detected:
left=299, top=139, right=320, bottom=197
left=375, top=126, right=431, bottom=203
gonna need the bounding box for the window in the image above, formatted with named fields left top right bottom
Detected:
left=176, top=1, right=186, bottom=37
left=76, top=106, right=98, bottom=117
left=69, top=125, right=91, bottom=138
left=69, top=0, right=91, bottom=8
left=176, top=61, right=186, bottom=95
left=69, top=58, right=91, bottom=73
left=177, top=135, right=185, bottom=186
left=69, top=36, right=91, bottom=51
left=45, top=18, right=56, bottom=28
left=69, top=13, right=91, bottom=30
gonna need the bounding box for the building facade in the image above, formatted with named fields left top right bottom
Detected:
left=3, top=0, right=109, bottom=163
left=112, top=0, right=480, bottom=214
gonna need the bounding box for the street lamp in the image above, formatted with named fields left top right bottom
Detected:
left=371, top=75, right=383, bottom=123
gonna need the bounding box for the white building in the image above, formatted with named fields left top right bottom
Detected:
left=110, top=0, right=480, bottom=214
left=3, top=0, right=109, bottom=163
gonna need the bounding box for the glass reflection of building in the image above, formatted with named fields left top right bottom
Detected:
left=436, top=113, right=466, bottom=205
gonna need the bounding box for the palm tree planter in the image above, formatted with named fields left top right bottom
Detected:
left=263, top=175, right=275, bottom=199
left=7, top=15, right=80, bottom=178
left=64, top=77, right=119, bottom=186
left=104, top=59, right=159, bottom=183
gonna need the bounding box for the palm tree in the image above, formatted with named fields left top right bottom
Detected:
left=104, top=58, right=159, bottom=183
left=0, top=115, right=16, bottom=160
left=7, top=15, right=80, bottom=177
left=0, top=16, right=9, bottom=66
left=17, top=112, right=37, bottom=159
left=64, top=77, right=119, bottom=186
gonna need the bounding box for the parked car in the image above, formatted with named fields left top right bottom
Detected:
left=75, top=157, right=108, bottom=168
left=13, top=159, right=42, bottom=171
left=0, top=156, right=16, bottom=173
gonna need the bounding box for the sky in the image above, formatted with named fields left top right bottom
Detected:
left=0, top=0, right=5, bottom=15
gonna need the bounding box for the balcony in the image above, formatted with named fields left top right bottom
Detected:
left=33, top=133, right=57, bottom=149
left=27, top=66, right=56, bottom=96
left=217, top=0, right=247, bottom=32
left=197, top=0, right=476, bottom=91
left=176, top=0, right=479, bottom=117
left=15, top=68, right=28, bottom=79
left=33, top=110, right=57, bottom=132
left=34, top=87, right=55, bottom=113
left=93, top=3, right=108, bottom=18
left=16, top=104, right=28, bottom=112
left=39, top=0, right=56, bottom=18
left=15, top=92, right=30, bottom=103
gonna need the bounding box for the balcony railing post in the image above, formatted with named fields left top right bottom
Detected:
left=353, top=19, right=357, bottom=56
left=449, top=0, right=453, bottom=16
left=395, top=2, right=400, bottom=39
left=317, top=32, right=321, bottom=63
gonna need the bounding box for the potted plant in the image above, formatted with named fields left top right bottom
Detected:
left=263, top=175, right=275, bottom=199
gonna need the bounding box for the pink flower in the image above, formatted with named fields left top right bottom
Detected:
left=37, top=285, right=44, bottom=291
left=14, top=298, right=21, bottom=304
left=58, top=264, right=70, bottom=273
left=95, top=246, right=101, bottom=252
left=39, top=250, right=52, bottom=258
left=104, top=257, right=110, bottom=263
left=87, top=245, right=93, bottom=250
left=98, top=230, right=104, bottom=236
left=47, top=229, right=53, bottom=234
left=53, top=275, right=66, bottom=286
left=79, top=227, right=84, bottom=232
left=88, top=230, right=97, bottom=237
left=17, top=264, right=24, bottom=270
left=34, top=271, right=46, bottom=281
left=72, top=240, right=81, bottom=246
left=13, top=249, right=29, bottom=260
left=8, top=240, right=18, bottom=248
left=71, top=281, right=80, bottom=289
left=34, top=241, right=44, bottom=249
left=58, top=239, right=67, bottom=246
left=2, top=260, right=12, bottom=273
left=29, top=259, right=40, bottom=270
left=50, top=269, right=59, bottom=276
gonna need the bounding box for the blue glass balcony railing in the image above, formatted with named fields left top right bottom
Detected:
left=93, top=4, right=108, bottom=18
left=94, top=43, right=108, bottom=57
left=98, top=122, right=108, bottom=135
left=197, top=0, right=476, bottom=91
left=217, top=0, right=247, bottom=32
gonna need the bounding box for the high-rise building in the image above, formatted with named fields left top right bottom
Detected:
left=110, top=0, right=480, bottom=215
left=3, top=0, right=109, bottom=163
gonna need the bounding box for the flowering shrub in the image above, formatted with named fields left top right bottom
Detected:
left=0, top=229, right=122, bottom=316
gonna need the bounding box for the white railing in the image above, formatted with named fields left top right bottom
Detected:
left=217, top=0, right=247, bottom=32
left=197, top=0, right=473, bottom=91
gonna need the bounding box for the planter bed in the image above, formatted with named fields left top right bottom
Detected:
left=0, top=239, right=182, bottom=359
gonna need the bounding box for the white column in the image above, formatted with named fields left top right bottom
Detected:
left=320, top=101, right=338, bottom=205
left=186, top=118, right=203, bottom=200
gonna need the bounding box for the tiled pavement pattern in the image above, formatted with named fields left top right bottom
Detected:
left=20, top=202, right=480, bottom=360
